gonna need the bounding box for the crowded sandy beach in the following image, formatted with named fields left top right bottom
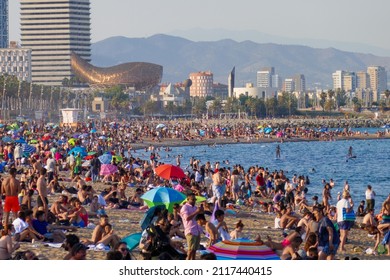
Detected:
left=1, top=117, right=390, bottom=260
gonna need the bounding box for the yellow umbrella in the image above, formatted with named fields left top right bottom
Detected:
left=68, top=138, right=76, bottom=146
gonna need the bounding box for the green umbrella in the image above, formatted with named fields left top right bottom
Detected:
left=29, top=139, right=38, bottom=144
left=112, top=155, right=123, bottom=162
left=88, top=151, right=97, bottom=155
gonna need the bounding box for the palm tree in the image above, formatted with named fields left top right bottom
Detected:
left=383, top=89, right=390, bottom=106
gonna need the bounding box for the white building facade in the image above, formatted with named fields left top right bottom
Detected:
left=0, top=46, right=32, bottom=82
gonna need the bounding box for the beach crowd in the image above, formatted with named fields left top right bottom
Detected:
left=0, top=118, right=389, bottom=260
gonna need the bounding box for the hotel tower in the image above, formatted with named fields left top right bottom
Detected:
left=20, top=0, right=91, bottom=86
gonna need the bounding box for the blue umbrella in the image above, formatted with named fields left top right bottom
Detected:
left=264, top=127, right=273, bottom=134
left=15, top=138, right=27, bottom=144
left=121, top=232, right=142, bottom=251
left=22, top=144, right=36, bottom=155
left=90, top=128, right=97, bottom=133
left=140, top=187, right=186, bottom=213
left=68, top=146, right=87, bottom=157
left=99, top=153, right=112, bottom=164
left=139, top=205, right=166, bottom=230
left=2, top=136, right=13, bottom=143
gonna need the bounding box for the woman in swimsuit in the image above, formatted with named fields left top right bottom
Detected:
left=0, top=224, right=20, bottom=260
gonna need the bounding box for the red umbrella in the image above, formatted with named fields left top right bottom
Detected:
left=84, top=155, right=94, bottom=160
left=155, top=164, right=186, bottom=180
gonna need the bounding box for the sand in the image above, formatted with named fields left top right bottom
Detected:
left=17, top=179, right=389, bottom=260
left=10, top=130, right=390, bottom=260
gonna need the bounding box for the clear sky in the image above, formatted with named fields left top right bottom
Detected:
left=8, top=0, right=390, bottom=51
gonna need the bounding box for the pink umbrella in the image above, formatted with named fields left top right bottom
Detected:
left=276, top=131, right=283, bottom=138
left=100, top=164, right=118, bottom=175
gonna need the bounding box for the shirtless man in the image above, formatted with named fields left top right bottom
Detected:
left=279, top=207, right=299, bottom=230
left=212, top=168, right=225, bottom=206
left=37, top=168, right=48, bottom=221
left=196, top=213, right=218, bottom=247
left=83, top=215, right=120, bottom=248
left=1, top=168, right=21, bottom=224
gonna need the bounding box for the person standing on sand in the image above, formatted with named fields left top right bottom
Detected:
left=313, top=205, right=340, bottom=260
left=336, top=191, right=353, bottom=253
left=180, top=193, right=203, bottom=260
left=1, top=168, right=21, bottom=225
left=365, top=185, right=376, bottom=212
left=37, top=168, right=48, bottom=221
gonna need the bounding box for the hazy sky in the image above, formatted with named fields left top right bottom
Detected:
left=9, top=0, right=390, bottom=50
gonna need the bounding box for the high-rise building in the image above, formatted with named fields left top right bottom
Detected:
left=283, top=78, right=295, bottom=92
left=0, top=0, right=8, bottom=48
left=257, top=67, right=275, bottom=88
left=189, top=71, right=213, bottom=97
left=342, top=72, right=356, bottom=92
left=293, top=74, right=306, bottom=92
left=20, top=0, right=91, bottom=86
left=228, top=67, right=235, bottom=98
left=332, top=70, right=344, bottom=90
left=356, top=71, right=369, bottom=89
left=367, top=66, right=387, bottom=94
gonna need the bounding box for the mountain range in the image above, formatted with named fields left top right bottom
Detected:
left=91, top=34, right=390, bottom=89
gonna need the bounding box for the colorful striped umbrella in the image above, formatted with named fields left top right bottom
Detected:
left=208, top=239, right=280, bottom=260
left=22, top=144, right=36, bottom=155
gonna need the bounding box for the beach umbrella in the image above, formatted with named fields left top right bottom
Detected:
left=87, top=151, right=97, bottom=156
left=84, top=155, right=94, bottom=160
left=99, top=153, right=112, bottom=164
left=98, top=136, right=107, bottom=140
left=112, top=155, right=123, bottom=162
left=22, top=144, right=36, bottom=155
left=199, top=129, right=205, bottom=137
left=156, top=123, right=166, bottom=129
left=15, top=138, right=27, bottom=144
left=141, top=187, right=186, bottom=213
left=29, top=139, right=38, bottom=144
left=90, top=128, right=97, bottom=133
left=2, top=136, right=13, bottom=143
left=208, top=239, right=280, bottom=260
left=68, top=146, right=87, bottom=158
left=276, top=131, right=283, bottom=138
left=68, top=138, right=76, bottom=146
left=139, top=205, right=166, bottom=230
left=264, top=127, right=273, bottom=134
left=99, top=164, right=118, bottom=175
left=155, top=164, right=186, bottom=180
left=121, top=232, right=142, bottom=252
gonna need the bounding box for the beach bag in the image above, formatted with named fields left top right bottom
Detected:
left=342, top=208, right=356, bottom=221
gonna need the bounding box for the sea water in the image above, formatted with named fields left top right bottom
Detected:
left=140, top=136, right=390, bottom=207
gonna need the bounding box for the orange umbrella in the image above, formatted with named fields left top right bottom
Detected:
left=155, top=164, right=186, bottom=180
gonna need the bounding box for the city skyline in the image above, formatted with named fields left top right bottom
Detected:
left=8, top=0, right=390, bottom=56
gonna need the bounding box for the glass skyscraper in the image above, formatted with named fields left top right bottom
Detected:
left=0, top=0, right=8, bottom=48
